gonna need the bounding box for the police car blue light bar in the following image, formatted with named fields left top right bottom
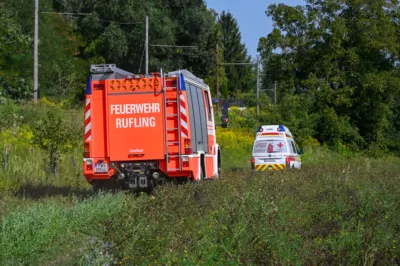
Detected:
left=277, top=125, right=285, bottom=132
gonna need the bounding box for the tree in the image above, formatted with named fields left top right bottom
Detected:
left=204, top=9, right=228, bottom=98
left=0, top=2, right=33, bottom=101
left=30, top=105, right=78, bottom=178
left=258, top=0, right=400, bottom=151
left=0, top=0, right=86, bottom=102
left=218, top=11, right=254, bottom=96
left=56, top=0, right=216, bottom=77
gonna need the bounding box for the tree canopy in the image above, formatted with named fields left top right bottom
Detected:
left=3, top=0, right=400, bottom=153
left=0, top=0, right=255, bottom=103
left=219, top=11, right=254, bottom=96
left=258, top=0, right=400, bottom=152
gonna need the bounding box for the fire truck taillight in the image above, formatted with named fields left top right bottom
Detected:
left=182, top=156, right=189, bottom=167
left=84, top=143, right=90, bottom=158
left=166, top=80, right=177, bottom=88
left=184, top=138, right=192, bottom=154
left=86, top=159, right=93, bottom=171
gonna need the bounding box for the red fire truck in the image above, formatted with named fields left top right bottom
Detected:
left=83, top=64, right=221, bottom=191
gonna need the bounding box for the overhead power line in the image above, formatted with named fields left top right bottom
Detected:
left=220, top=62, right=254, bottom=65
left=42, top=11, right=139, bottom=25
left=41, top=12, right=91, bottom=15
left=150, top=45, right=199, bottom=48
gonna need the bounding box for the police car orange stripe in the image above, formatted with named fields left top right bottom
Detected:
left=261, top=133, right=281, bottom=136
left=255, top=164, right=286, bottom=171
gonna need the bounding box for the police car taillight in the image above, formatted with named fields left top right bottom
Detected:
left=184, top=138, right=192, bottom=154
left=285, top=156, right=294, bottom=166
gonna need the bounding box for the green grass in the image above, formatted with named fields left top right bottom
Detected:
left=1, top=153, right=400, bottom=265
left=1, top=120, right=400, bottom=265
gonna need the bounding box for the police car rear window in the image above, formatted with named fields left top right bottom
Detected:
left=253, top=140, right=287, bottom=153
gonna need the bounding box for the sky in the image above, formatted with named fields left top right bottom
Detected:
left=206, top=0, right=304, bottom=59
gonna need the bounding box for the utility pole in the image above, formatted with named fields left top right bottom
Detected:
left=216, top=43, right=219, bottom=112
left=256, top=56, right=260, bottom=115
left=34, top=0, right=39, bottom=103
left=274, top=81, right=277, bottom=104
left=145, top=16, right=149, bottom=75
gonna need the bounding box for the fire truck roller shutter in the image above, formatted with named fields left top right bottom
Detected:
left=194, top=85, right=208, bottom=152
left=185, top=82, right=197, bottom=153
left=186, top=83, right=208, bottom=153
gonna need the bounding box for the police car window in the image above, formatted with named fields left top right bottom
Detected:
left=288, top=141, right=294, bottom=153
left=290, top=141, right=298, bottom=154
left=253, top=140, right=287, bottom=153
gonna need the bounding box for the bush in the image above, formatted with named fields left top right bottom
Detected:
left=0, top=102, right=85, bottom=195
left=217, top=127, right=254, bottom=169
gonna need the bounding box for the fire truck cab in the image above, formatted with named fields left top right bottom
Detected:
left=83, top=64, right=221, bottom=191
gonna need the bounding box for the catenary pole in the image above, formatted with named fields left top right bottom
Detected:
left=34, top=0, right=39, bottom=103
left=145, top=16, right=149, bottom=75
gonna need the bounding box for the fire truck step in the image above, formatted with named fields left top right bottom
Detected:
left=167, top=168, right=180, bottom=171
left=165, top=87, right=177, bottom=90
left=166, top=114, right=178, bottom=117
left=167, top=128, right=178, bottom=131
left=166, top=100, right=178, bottom=103
left=168, top=141, right=179, bottom=145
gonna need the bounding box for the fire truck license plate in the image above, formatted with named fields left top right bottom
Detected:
left=95, top=163, right=108, bottom=173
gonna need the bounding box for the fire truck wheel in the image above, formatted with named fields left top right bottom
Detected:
left=217, top=153, right=221, bottom=176
left=92, top=179, right=119, bottom=193
left=92, top=182, right=103, bottom=193
left=199, top=166, right=204, bottom=181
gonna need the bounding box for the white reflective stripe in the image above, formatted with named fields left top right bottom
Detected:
left=85, top=122, right=91, bottom=134
left=85, top=136, right=92, bottom=141
left=181, top=120, right=188, bottom=130
left=181, top=131, right=188, bottom=138
left=180, top=106, right=187, bottom=116
left=86, top=98, right=91, bottom=106
left=180, top=94, right=185, bottom=101
left=208, top=129, right=215, bottom=135
left=85, top=109, right=91, bottom=120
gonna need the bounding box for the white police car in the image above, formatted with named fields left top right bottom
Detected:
left=251, top=125, right=302, bottom=171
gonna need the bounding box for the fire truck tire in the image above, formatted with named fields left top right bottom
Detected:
left=92, top=182, right=103, bottom=193
left=218, top=150, right=221, bottom=176
left=199, top=166, right=204, bottom=181
left=92, top=179, right=119, bottom=193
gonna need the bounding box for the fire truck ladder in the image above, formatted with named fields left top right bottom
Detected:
left=90, top=64, right=134, bottom=78
left=163, top=70, right=182, bottom=172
